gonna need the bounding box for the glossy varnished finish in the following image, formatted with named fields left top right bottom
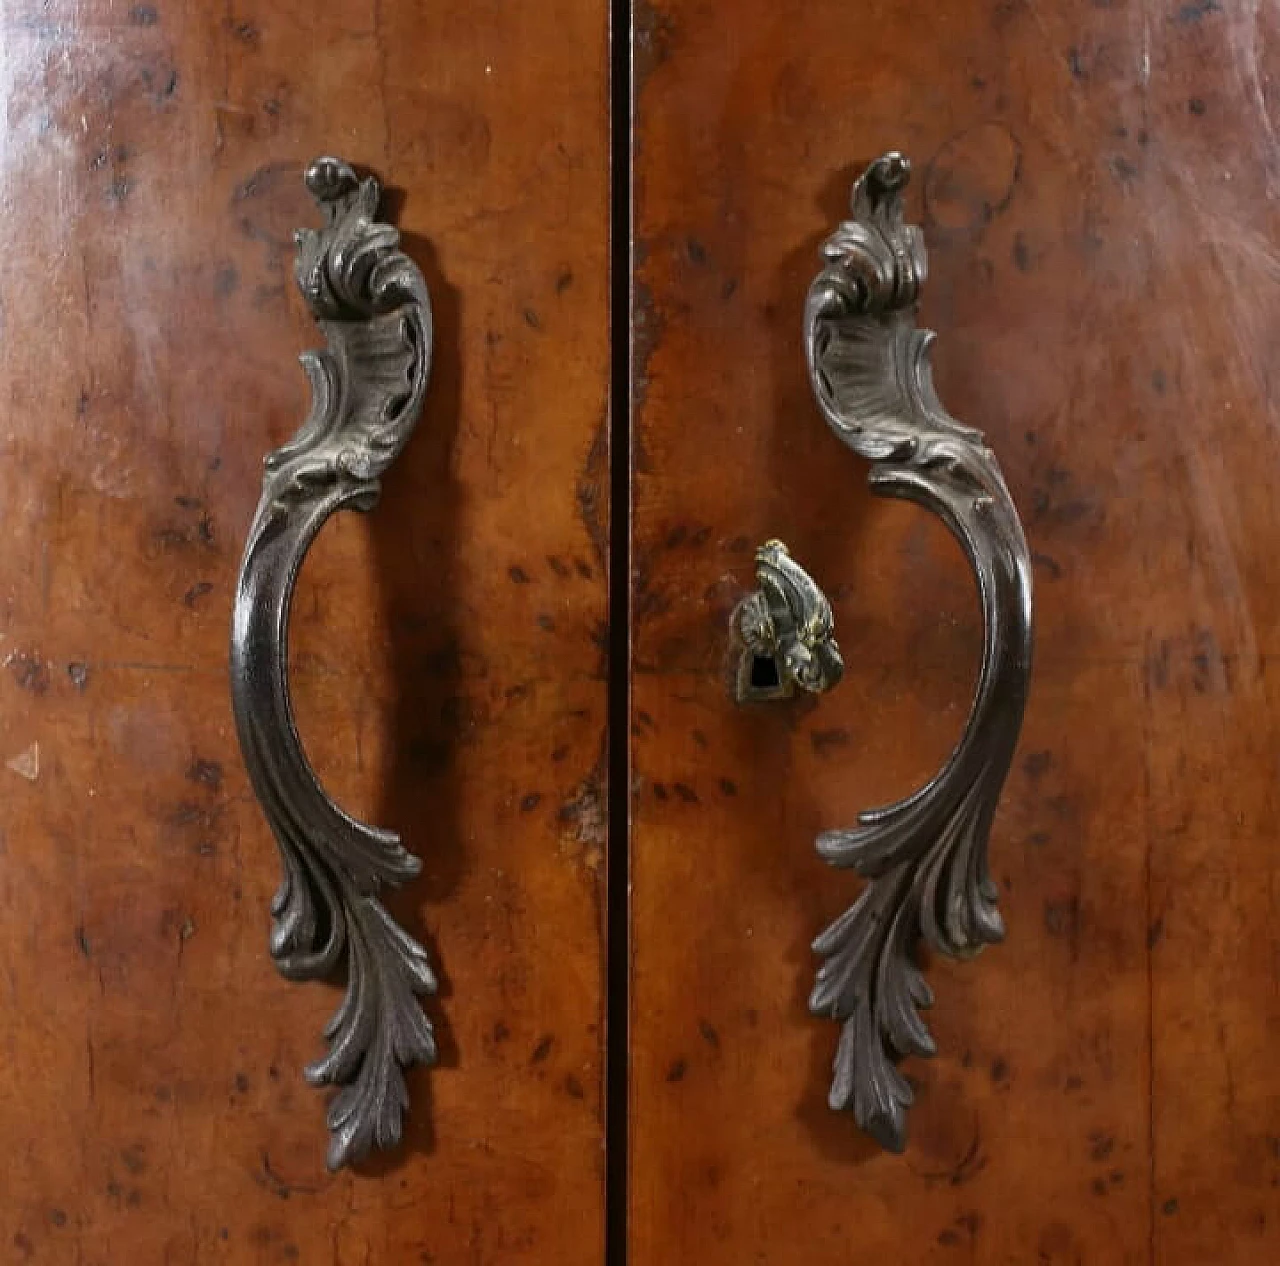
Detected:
left=631, top=1, right=1280, bottom=1262
left=0, top=1, right=608, bottom=1260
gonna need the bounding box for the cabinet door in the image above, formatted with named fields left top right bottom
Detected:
left=0, top=2, right=609, bottom=1261
left=629, top=2, right=1280, bottom=1262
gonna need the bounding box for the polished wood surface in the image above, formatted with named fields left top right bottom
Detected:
left=3, top=2, right=1279, bottom=1261
left=0, top=1, right=609, bottom=1260
left=630, top=1, right=1280, bottom=1262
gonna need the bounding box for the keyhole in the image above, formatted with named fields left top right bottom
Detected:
left=749, top=654, right=781, bottom=692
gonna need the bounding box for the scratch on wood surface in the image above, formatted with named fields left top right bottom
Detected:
left=5, top=741, right=40, bottom=781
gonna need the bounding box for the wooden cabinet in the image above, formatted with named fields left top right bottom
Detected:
left=0, top=2, right=1277, bottom=1263
left=0, top=1, right=609, bottom=1261
left=630, top=2, right=1280, bottom=1263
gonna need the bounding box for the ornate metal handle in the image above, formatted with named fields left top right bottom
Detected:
left=230, top=157, right=436, bottom=1171
left=803, top=153, right=1034, bottom=1151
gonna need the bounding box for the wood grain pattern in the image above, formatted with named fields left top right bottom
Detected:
left=0, top=1, right=609, bottom=1261
left=630, top=1, right=1280, bottom=1261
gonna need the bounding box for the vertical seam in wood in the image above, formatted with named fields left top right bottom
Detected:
left=605, top=3, right=633, bottom=1265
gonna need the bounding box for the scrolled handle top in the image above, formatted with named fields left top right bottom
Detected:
left=294, top=157, right=429, bottom=324
left=813, top=149, right=927, bottom=317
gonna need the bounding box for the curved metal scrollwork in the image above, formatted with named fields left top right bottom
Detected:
left=804, top=152, right=1033, bottom=1151
left=230, top=156, right=436, bottom=1171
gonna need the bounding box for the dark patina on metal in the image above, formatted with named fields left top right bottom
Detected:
left=230, top=157, right=436, bottom=1171
left=803, top=152, right=1034, bottom=1152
